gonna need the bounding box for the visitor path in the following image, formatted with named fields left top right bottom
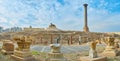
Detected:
left=31, top=44, right=105, bottom=53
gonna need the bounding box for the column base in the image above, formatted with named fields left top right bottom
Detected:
left=83, top=26, right=89, bottom=32
left=11, top=55, right=36, bottom=61
left=11, top=50, right=36, bottom=61
left=45, top=53, right=67, bottom=61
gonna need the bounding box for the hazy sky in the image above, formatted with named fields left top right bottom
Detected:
left=0, top=0, right=120, bottom=32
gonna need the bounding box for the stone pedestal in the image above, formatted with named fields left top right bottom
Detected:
left=11, top=50, right=35, bottom=61
left=80, top=41, right=107, bottom=61
left=11, top=36, right=36, bottom=61
left=89, top=49, right=97, bottom=58
left=80, top=49, right=107, bottom=61
left=46, top=53, right=67, bottom=61
left=80, top=56, right=107, bottom=61
left=102, top=46, right=119, bottom=57
left=46, top=44, right=67, bottom=61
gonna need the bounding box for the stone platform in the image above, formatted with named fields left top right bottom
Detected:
left=46, top=52, right=67, bottom=61
left=1, top=49, right=14, bottom=55
left=101, top=45, right=120, bottom=57
left=102, top=50, right=119, bottom=57
left=80, top=56, right=107, bottom=61
left=11, top=50, right=36, bottom=61
left=11, top=55, right=35, bottom=61
left=46, top=44, right=67, bottom=61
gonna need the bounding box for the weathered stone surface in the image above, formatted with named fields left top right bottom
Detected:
left=89, top=41, right=98, bottom=58
left=11, top=35, right=36, bottom=61
left=102, top=37, right=119, bottom=57
left=13, top=50, right=31, bottom=58
left=46, top=44, right=67, bottom=61
left=102, top=50, right=119, bottom=57
left=50, top=44, right=61, bottom=53
left=11, top=55, right=36, bottom=61
left=114, top=42, right=119, bottom=49
left=89, top=50, right=98, bottom=58
left=1, top=40, right=14, bottom=54
left=80, top=56, right=107, bottom=61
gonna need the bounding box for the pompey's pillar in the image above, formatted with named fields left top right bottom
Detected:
left=83, top=4, right=89, bottom=32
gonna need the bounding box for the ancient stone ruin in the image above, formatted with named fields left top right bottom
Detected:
left=45, top=44, right=67, bottom=61
left=80, top=41, right=107, bottom=61
left=11, top=35, right=35, bottom=61
left=1, top=40, right=14, bottom=55
left=102, top=37, right=119, bottom=57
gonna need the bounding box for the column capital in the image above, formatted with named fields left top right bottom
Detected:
left=83, top=4, right=88, bottom=7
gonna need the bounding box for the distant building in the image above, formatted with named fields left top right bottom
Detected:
left=2, top=27, right=22, bottom=32
left=0, top=26, right=3, bottom=32
left=23, top=23, right=62, bottom=31
left=10, top=27, right=22, bottom=32
left=24, top=26, right=45, bottom=31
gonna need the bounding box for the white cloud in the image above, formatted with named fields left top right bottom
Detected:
left=0, top=0, right=120, bottom=32
left=0, top=17, right=7, bottom=23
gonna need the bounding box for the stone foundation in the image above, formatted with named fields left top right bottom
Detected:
left=11, top=50, right=36, bottom=61
left=48, top=53, right=63, bottom=58
left=102, top=50, right=119, bottom=57
left=11, top=55, right=35, bottom=61
left=46, top=52, right=67, bottom=61
left=89, top=49, right=97, bottom=58
left=80, top=56, right=107, bottom=61
left=102, top=46, right=119, bottom=57
left=46, top=44, right=67, bottom=61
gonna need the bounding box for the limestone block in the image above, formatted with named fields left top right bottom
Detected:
left=89, top=50, right=98, bottom=58
left=11, top=55, right=35, bottom=61
left=1, top=40, right=14, bottom=54
left=80, top=56, right=107, bottom=61
left=102, top=50, right=119, bottom=57
left=11, top=50, right=35, bottom=61
left=46, top=44, right=67, bottom=61
left=48, top=53, right=63, bottom=59
left=14, top=50, right=31, bottom=58
left=50, top=44, right=61, bottom=53
left=102, top=46, right=119, bottom=57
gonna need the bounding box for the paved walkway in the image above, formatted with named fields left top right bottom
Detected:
left=31, top=44, right=105, bottom=53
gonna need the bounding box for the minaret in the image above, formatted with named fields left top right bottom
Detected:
left=83, top=4, right=89, bottom=32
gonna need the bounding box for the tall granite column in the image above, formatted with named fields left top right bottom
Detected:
left=83, top=4, right=89, bottom=32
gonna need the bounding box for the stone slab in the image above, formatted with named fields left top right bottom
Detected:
left=50, top=58, right=67, bottom=61
left=48, top=53, right=63, bottom=58
left=14, top=50, right=31, bottom=58
left=46, top=52, right=67, bottom=61
left=102, top=50, right=119, bottom=57
left=11, top=55, right=36, bottom=61
left=80, top=56, right=107, bottom=61
left=1, top=49, right=14, bottom=55
left=46, top=58, right=67, bottom=61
